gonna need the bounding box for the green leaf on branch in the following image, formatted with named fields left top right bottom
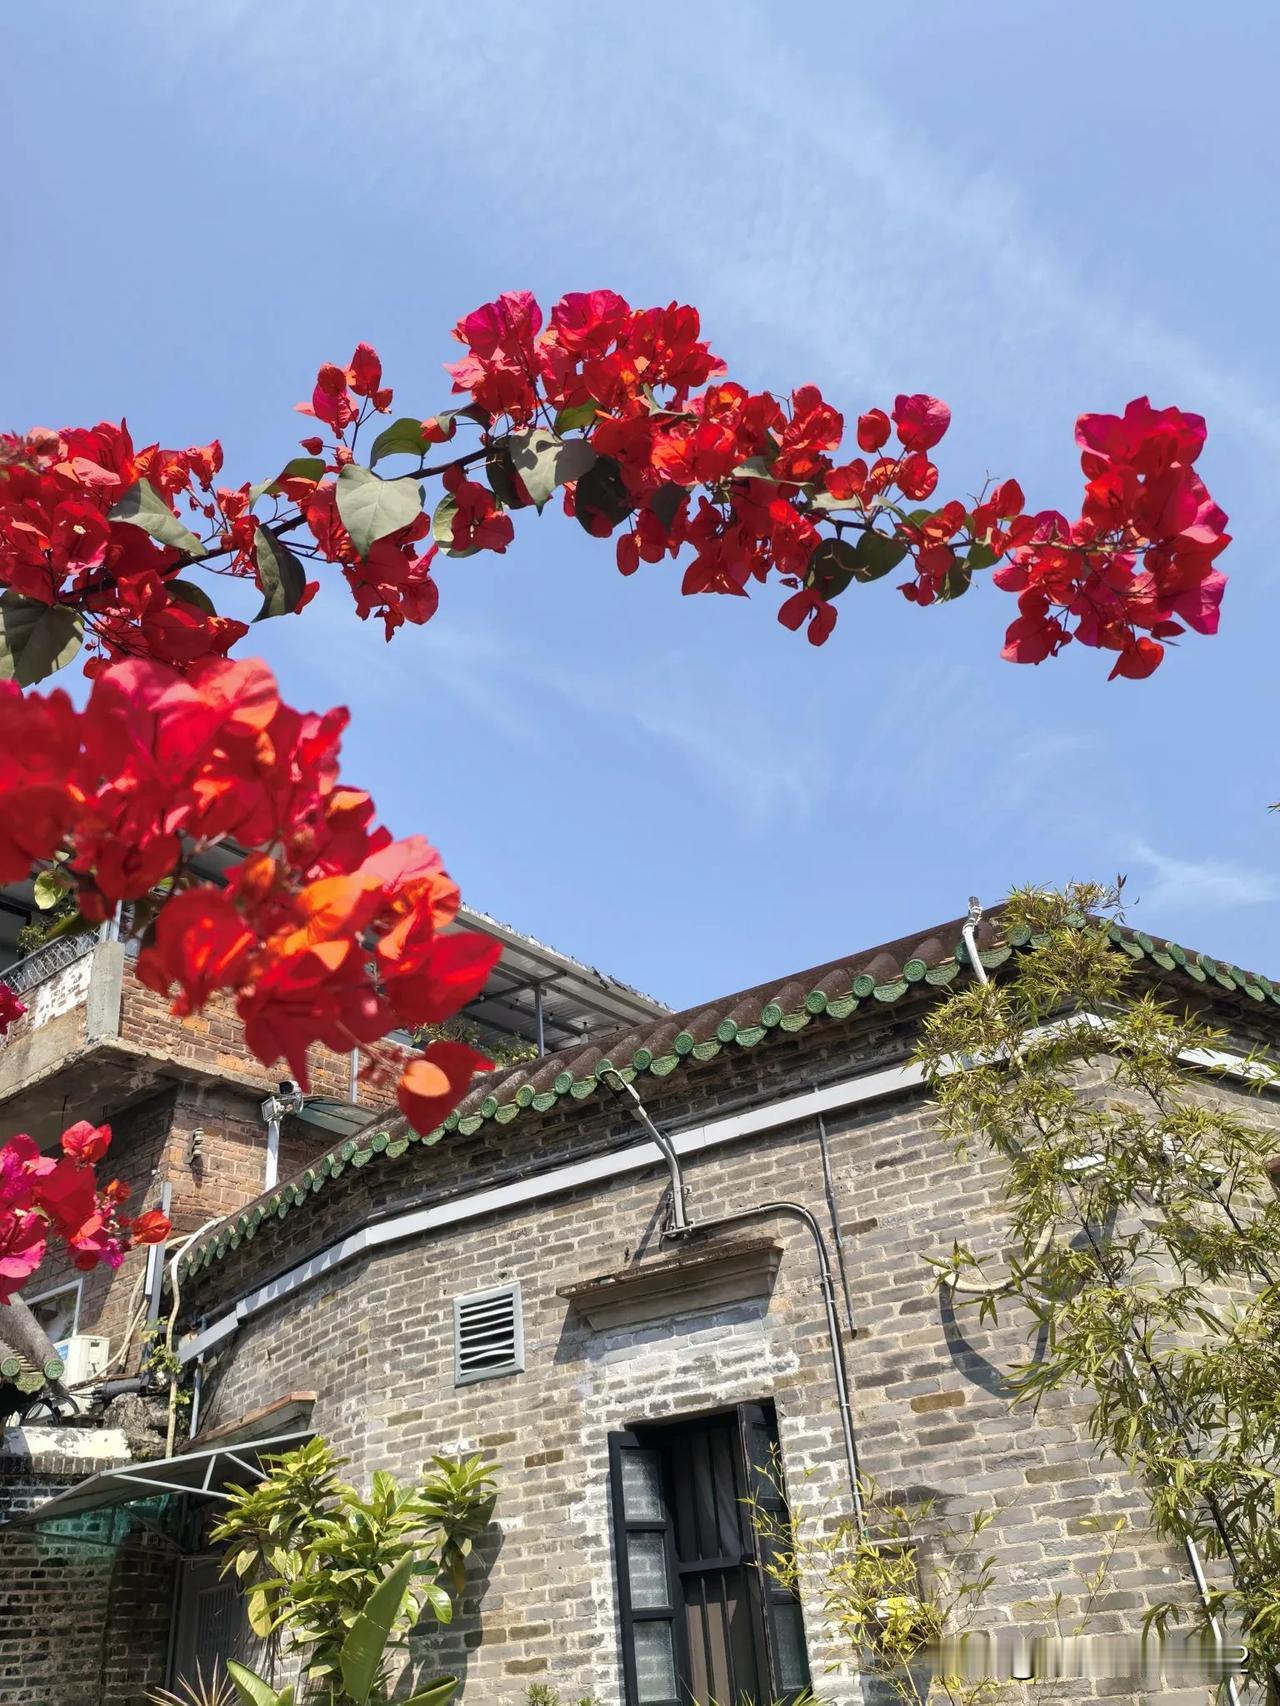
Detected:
left=484, top=448, right=526, bottom=511
left=432, top=403, right=489, bottom=436
left=369, top=417, right=429, bottom=467
left=339, top=1552, right=414, bottom=1704
left=965, top=539, right=999, bottom=573
left=430, top=493, right=477, bottom=559
left=253, top=528, right=308, bottom=621
left=258, top=456, right=328, bottom=501
left=553, top=400, right=600, bottom=433
left=0, top=593, right=84, bottom=685
left=804, top=538, right=859, bottom=601
left=649, top=483, right=688, bottom=537
left=850, top=529, right=908, bottom=582
left=335, top=465, right=424, bottom=559
left=938, top=561, right=973, bottom=602
left=423, top=1581, right=453, bottom=1624
left=166, top=578, right=218, bottom=616
left=730, top=455, right=777, bottom=483
left=33, top=869, right=71, bottom=911
left=249, top=457, right=327, bottom=504
left=808, top=489, right=863, bottom=513
left=506, top=428, right=597, bottom=511
left=573, top=454, right=633, bottom=535
left=108, top=480, right=206, bottom=557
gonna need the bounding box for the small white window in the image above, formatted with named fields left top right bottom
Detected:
left=25, top=1279, right=82, bottom=1344
left=453, top=1283, right=523, bottom=1385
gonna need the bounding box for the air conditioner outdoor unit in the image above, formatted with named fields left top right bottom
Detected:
left=55, top=1334, right=110, bottom=1388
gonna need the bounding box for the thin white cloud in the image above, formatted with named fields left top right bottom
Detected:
left=147, top=3, right=1280, bottom=467
left=526, top=650, right=830, bottom=831
left=290, top=606, right=831, bottom=833
left=1127, top=840, right=1278, bottom=915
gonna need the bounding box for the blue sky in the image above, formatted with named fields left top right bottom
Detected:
left=5, top=2, right=1278, bottom=1007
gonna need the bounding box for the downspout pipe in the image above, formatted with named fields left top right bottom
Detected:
left=670, top=1198, right=865, bottom=1535
left=816, top=1113, right=857, bottom=1340
left=957, top=895, right=1247, bottom=1706
left=602, top=1069, right=863, bottom=1529
left=961, top=895, right=989, bottom=986
left=600, top=1068, right=690, bottom=1234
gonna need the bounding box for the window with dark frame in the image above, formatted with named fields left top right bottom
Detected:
left=609, top=1403, right=811, bottom=1706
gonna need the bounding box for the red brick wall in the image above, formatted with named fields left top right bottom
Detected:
left=119, top=973, right=382, bottom=1107
left=33, top=1078, right=338, bottom=1367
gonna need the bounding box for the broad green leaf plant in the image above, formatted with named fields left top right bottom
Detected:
left=918, top=885, right=1280, bottom=1697
left=211, top=1438, right=497, bottom=1706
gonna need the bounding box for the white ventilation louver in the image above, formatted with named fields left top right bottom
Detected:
left=453, top=1283, right=523, bottom=1386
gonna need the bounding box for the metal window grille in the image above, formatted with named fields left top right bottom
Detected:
left=453, top=1283, right=523, bottom=1385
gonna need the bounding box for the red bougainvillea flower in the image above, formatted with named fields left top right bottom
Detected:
left=346, top=343, right=393, bottom=412
left=446, top=290, right=544, bottom=423
left=396, top=1041, right=493, bottom=1133
left=61, top=1121, right=112, bottom=1165
left=0, top=1118, right=169, bottom=1301
left=777, top=588, right=838, bottom=645
left=439, top=465, right=514, bottom=553
left=34, top=1159, right=99, bottom=1241
left=856, top=409, right=891, bottom=453
left=0, top=983, right=25, bottom=1035
left=297, top=363, right=359, bottom=433
left=0, top=1211, right=47, bottom=1304
left=892, top=394, right=951, bottom=451
left=130, top=1208, right=172, bottom=1244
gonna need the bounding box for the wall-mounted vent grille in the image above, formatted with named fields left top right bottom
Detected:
left=454, top=1283, right=523, bottom=1385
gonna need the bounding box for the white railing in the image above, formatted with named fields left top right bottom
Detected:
left=2, top=930, right=97, bottom=997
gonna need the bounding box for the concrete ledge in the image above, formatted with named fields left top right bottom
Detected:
left=191, top=1391, right=317, bottom=1450
left=557, top=1234, right=783, bottom=1331
left=2, top=1426, right=131, bottom=1464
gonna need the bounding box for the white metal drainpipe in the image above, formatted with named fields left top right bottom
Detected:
left=958, top=898, right=1247, bottom=1705
left=601, top=1069, right=864, bottom=1532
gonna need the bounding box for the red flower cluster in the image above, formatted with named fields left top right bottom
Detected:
left=0, top=422, right=248, bottom=673
left=0, top=1121, right=170, bottom=1307
left=0, top=655, right=497, bottom=1125
left=2, top=295, right=1230, bottom=691
left=437, top=291, right=1229, bottom=671
left=992, top=399, right=1229, bottom=679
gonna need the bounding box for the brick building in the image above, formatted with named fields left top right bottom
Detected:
left=0, top=884, right=664, bottom=1705
left=2, top=908, right=1277, bottom=1705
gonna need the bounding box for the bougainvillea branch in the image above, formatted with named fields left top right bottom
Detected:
left=0, top=286, right=1231, bottom=1301
left=1, top=287, right=1229, bottom=682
